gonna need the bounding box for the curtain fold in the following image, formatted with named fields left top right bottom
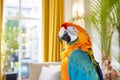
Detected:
left=42, top=0, right=64, bottom=62
left=0, top=0, right=4, bottom=79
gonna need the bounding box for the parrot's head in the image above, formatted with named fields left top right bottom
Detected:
left=59, top=22, right=86, bottom=44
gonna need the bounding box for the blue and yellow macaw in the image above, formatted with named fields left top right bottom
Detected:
left=58, top=22, right=103, bottom=80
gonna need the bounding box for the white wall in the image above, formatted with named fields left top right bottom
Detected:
left=64, top=0, right=72, bottom=21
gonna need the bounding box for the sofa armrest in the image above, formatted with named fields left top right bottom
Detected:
left=29, top=62, right=60, bottom=80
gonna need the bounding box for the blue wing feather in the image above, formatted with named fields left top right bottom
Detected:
left=68, top=49, right=100, bottom=80
left=96, top=64, right=104, bottom=80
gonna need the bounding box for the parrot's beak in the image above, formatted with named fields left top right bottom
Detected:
left=59, top=33, right=71, bottom=43
left=58, top=27, right=71, bottom=43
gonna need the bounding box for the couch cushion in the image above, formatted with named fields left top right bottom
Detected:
left=29, top=62, right=60, bottom=80
left=38, top=65, right=61, bottom=80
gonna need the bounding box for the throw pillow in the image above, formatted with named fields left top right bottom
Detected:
left=38, top=65, right=61, bottom=80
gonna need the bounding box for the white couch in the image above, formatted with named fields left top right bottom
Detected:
left=29, top=62, right=61, bottom=80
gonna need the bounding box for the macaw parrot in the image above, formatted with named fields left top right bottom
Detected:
left=58, top=22, right=103, bottom=80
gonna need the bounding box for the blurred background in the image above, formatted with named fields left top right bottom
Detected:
left=0, top=0, right=120, bottom=80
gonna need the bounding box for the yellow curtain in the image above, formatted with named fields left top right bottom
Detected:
left=42, top=0, right=64, bottom=62
left=0, top=0, right=3, bottom=79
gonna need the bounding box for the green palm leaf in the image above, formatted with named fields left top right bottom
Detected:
left=89, top=0, right=120, bottom=57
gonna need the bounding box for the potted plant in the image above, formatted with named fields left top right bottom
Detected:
left=85, top=0, right=120, bottom=79
left=89, top=0, right=119, bottom=57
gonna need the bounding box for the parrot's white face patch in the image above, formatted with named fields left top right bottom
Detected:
left=58, top=27, right=66, bottom=39
left=67, top=26, right=78, bottom=43
left=67, top=26, right=78, bottom=36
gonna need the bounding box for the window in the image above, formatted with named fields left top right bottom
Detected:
left=2, top=0, right=42, bottom=79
